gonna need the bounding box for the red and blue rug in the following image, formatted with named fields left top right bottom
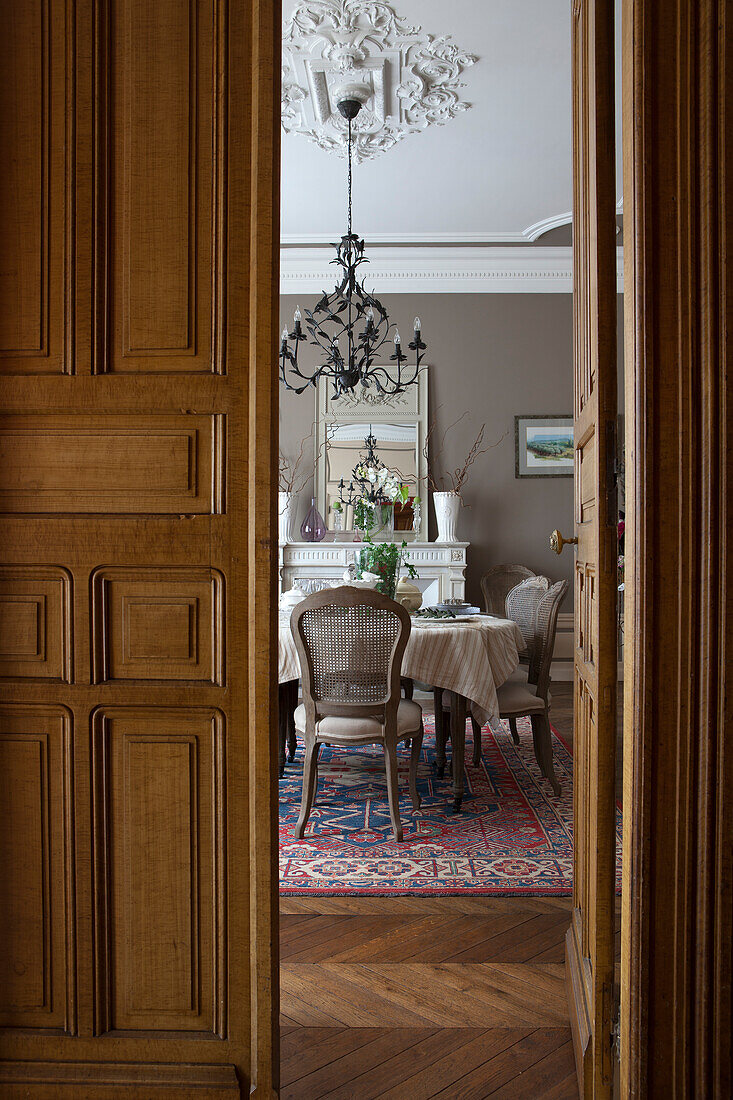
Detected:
left=279, top=715, right=622, bottom=895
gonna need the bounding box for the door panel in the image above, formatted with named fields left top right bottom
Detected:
left=567, top=0, right=618, bottom=1096
left=109, top=0, right=219, bottom=375
left=0, top=0, right=279, bottom=1093
left=92, top=707, right=225, bottom=1036
left=0, top=413, right=224, bottom=514
left=0, top=706, right=73, bottom=1032
left=0, top=567, right=73, bottom=680
left=0, top=0, right=69, bottom=375
left=90, top=567, right=225, bottom=684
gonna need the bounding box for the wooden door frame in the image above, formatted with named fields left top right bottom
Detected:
left=620, top=0, right=731, bottom=1095
left=247, top=0, right=281, bottom=1096
left=566, top=1, right=618, bottom=1093
left=254, top=0, right=732, bottom=1093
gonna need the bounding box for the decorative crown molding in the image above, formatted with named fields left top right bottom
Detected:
left=280, top=245, right=625, bottom=294
left=282, top=0, right=477, bottom=162
left=523, top=212, right=573, bottom=242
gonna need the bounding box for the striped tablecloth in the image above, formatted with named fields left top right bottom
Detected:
left=279, top=613, right=525, bottom=729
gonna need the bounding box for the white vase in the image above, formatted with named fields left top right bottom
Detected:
left=278, top=491, right=297, bottom=543
left=433, top=491, right=461, bottom=542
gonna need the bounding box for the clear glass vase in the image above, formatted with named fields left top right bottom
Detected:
left=300, top=498, right=326, bottom=542
left=372, top=501, right=394, bottom=541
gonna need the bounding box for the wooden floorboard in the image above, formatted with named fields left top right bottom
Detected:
left=280, top=686, right=580, bottom=1098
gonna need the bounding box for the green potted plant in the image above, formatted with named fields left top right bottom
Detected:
left=355, top=538, right=418, bottom=601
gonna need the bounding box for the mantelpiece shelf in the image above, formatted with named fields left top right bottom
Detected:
left=279, top=540, right=468, bottom=605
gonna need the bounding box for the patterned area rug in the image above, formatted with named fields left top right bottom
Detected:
left=279, top=715, right=622, bottom=895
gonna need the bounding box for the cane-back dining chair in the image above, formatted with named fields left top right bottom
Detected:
left=480, top=563, right=536, bottom=616
left=290, top=586, right=423, bottom=842
left=503, top=575, right=550, bottom=743
left=495, top=578, right=569, bottom=795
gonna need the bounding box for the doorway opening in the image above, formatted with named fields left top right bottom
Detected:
left=276, top=1, right=624, bottom=1095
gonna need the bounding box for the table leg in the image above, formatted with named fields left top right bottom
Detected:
left=286, top=679, right=298, bottom=761
left=449, top=692, right=467, bottom=812
left=278, top=679, right=299, bottom=777
left=277, top=682, right=288, bottom=778
left=433, top=688, right=447, bottom=778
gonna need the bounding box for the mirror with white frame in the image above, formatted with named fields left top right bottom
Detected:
left=315, top=368, right=429, bottom=540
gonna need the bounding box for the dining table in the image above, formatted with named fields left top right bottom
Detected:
left=278, top=609, right=525, bottom=811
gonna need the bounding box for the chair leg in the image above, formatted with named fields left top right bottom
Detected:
left=312, top=742, right=322, bottom=807
left=408, top=724, right=423, bottom=811
left=509, top=716, right=520, bottom=745
left=383, top=737, right=403, bottom=842
left=295, top=735, right=319, bottom=838
left=530, top=713, right=561, bottom=797
left=471, top=716, right=482, bottom=766
left=433, top=688, right=447, bottom=777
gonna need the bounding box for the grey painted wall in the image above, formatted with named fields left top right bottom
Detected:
left=280, top=292, right=624, bottom=608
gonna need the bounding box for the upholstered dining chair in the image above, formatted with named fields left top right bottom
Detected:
left=290, top=586, right=424, bottom=842
left=495, top=578, right=569, bottom=796
left=437, top=579, right=568, bottom=789
left=503, top=575, right=550, bottom=743
left=480, top=563, right=536, bottom=616
left=436, top=575, right=550, bottom=764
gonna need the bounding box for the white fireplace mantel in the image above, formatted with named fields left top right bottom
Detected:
left=279, top=540, right=469, bottom=606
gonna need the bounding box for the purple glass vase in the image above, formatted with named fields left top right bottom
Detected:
left=300, top=498, right=326, bottom=542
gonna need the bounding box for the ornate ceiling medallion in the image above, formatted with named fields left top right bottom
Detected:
left=282, top=0, right=477, bottom=162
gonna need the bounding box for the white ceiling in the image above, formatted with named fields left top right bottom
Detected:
left=281, top=0, right=623, bottom=245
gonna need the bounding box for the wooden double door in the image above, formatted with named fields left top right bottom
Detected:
left=0, top=0, right=279, bottom=1095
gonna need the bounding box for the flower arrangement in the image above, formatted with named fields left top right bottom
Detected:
left=353, top=462, right=409, bottom=504
left=355, top=538, right=418, bottom=600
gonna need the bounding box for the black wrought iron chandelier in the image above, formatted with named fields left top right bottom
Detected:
left=279, top=89, right=427, bottom=398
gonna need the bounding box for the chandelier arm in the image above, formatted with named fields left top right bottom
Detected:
left=366, top=357, right=422, bottom=392
left=304, top=323, right=339, bottom=358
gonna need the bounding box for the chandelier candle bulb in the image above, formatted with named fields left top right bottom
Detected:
left=414, top=317, right=421, bottom=335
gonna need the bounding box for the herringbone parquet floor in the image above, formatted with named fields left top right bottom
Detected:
left=280, top=684, right=580, bottom=1099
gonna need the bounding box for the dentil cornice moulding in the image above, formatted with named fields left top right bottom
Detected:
left=282, top=0, right=477, bottom=162
left=280, top=245, right=625, bottom=294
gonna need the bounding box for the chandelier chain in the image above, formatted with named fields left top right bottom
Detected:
left=347, top=116, right=353, bottom=238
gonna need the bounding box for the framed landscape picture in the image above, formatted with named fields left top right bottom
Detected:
left=515, top=415, right=574, bottom=478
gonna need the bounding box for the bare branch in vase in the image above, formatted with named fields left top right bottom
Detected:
left=280, top=424, right=331, bottom=495
left=422, top=407, right=507, bottom=497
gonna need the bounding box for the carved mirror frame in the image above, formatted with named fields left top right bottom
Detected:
left=315, top=368, right=429, bottom=541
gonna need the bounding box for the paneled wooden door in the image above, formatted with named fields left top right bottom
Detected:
left=563, top=0, right=618, bottom=1095
left=0, top=0, right=280, bottom=1096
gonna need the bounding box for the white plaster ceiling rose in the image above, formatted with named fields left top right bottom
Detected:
left=282, top=0, right=477, bottom=162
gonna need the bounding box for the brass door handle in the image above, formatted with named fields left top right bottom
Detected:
left=549, top=528, right=578, bottom=555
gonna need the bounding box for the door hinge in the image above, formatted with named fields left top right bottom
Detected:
left=605, top=418, right=618, bottom=528
left=611, top=1006, right=621, bottom=1060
